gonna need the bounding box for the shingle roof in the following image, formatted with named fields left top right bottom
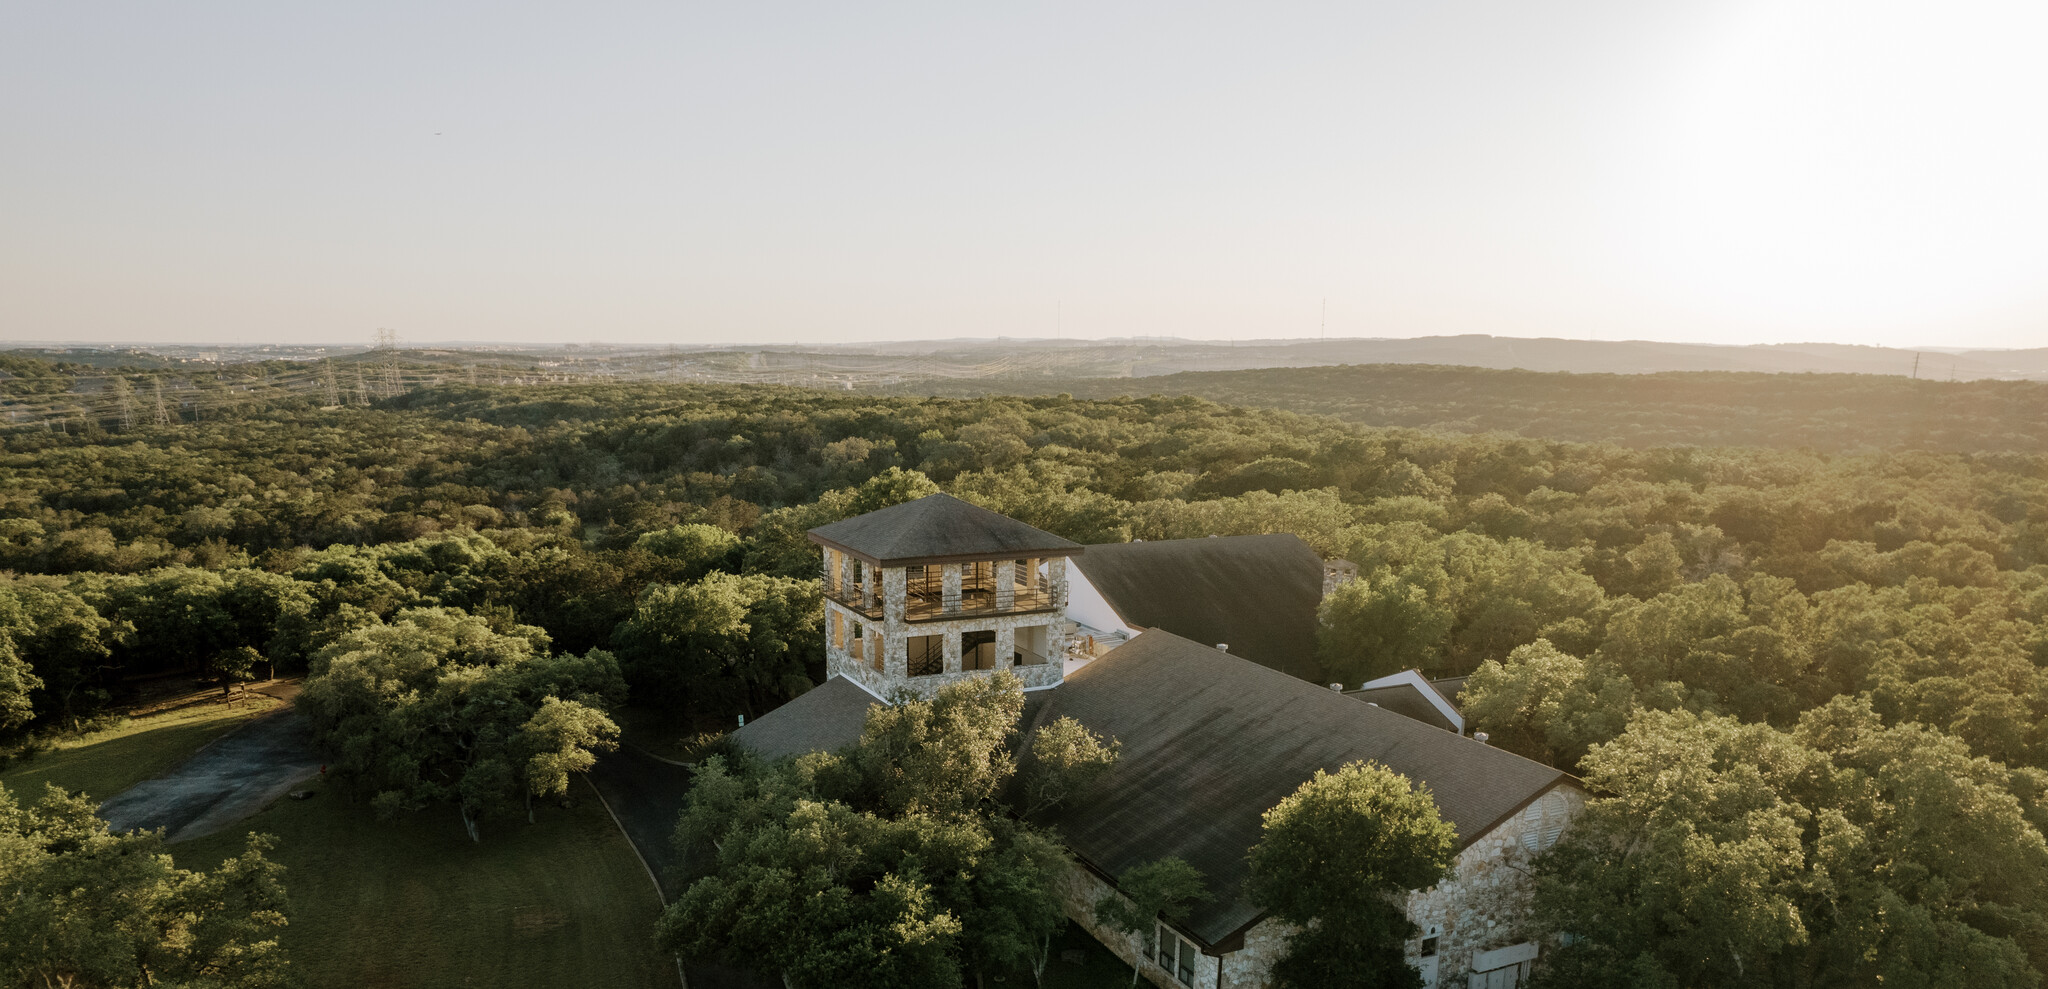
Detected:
left=1348, top=684, right=1461, bottom=733
left=808, top=493, right=1084, bottom=566
left=1021, top=631, right=1572, bottom=947
left=1430, top=676, right=1469, bottom=706
left=728, top=676, right=880, bottom=761
left=1071, top=534, right=1325, bottom=682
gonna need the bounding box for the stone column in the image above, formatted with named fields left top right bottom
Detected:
left=829, top=608, right=844, bottom=655
left=820, top=547, right=837, bottom=591
left=943, top=630, right=963, bottom=674
left=995, top=560, right=1016, bottom=610
left=861, top=562, right=876, bottom=611
left=837, top=555, right=856, bottom=600
left=995, top=625, right=1015, bottom=669
left=1048, top=557, right=1069, bottom=608
left=1022, top=557, right=1039, bottom=590
left=942, top=563, right=963, bottom=613
left=882, top=567, right=909, bottom=679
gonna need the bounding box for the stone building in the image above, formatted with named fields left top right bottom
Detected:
left=730, top=494, right=1583, bottom=988
left=806, top=492, right=1082, bottom=697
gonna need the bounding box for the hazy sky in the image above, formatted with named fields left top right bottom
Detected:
left=5, top=1, right=2046, bottom=349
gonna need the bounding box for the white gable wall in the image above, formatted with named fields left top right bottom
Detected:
left=1065, top=565, right=1140, bottom=639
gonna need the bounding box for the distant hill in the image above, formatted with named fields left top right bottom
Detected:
left=914, top=364, right=2048, bottom=455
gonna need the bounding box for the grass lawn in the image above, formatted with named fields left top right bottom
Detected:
left=0, top=692, right=282, bottom=802
left=174, top=776, right=676, bottom=989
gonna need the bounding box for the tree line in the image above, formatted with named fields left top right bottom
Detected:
left=0, top=368, right=2044, bottom=983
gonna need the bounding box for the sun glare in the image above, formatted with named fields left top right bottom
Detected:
left=1613, top=0, right=2048, bottom=339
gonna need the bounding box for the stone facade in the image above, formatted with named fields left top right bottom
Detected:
left=1052, top=783, right=1585, bottom=989
left=1399, top=784, right=1584, bottom=987
left=820, top=552, right=1072, bottom=700
left=1057, top=860, right=1227, bottom=989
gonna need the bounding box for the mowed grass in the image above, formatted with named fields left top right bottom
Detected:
left=0, top=692, right=282, bottom=801
left=175, top=775, right=676, bottom=989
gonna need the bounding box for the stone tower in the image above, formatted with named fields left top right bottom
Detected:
left=808, top=493, right=1082, bottom=697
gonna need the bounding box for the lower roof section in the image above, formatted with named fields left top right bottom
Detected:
left=728, top=675, right=880, bottom=761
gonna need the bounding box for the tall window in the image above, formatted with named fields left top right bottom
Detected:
left=1154, top=922, right=1197, bottom=986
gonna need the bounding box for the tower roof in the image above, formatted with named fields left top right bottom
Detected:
left=807, top=493, right=1083, bottom=566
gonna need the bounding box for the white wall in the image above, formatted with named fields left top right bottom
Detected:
left=1065, top=565, right=1139, bottom=639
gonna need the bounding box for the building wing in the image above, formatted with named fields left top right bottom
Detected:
left=1022, top=631, right=1571, bottom=947
left=1069, top=533, right=1325, bottom=682
left=728, top=676, right=881, bottom=761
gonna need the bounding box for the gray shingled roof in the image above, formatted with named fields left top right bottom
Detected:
left=1347, top=684, right=1461, bottom=733
left=808, top=493, right=1084, bottom=566
left=1022, top=631, right=1571, bottom=947
left=728, top=676, right=880, bottom=760
left=1072, top=534, right=1325, bottom=682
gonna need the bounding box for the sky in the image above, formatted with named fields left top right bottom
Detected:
left=4, top=1, right=2046, bottom=350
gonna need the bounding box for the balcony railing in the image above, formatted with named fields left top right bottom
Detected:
left=825, top=583, right=1059, bottom=624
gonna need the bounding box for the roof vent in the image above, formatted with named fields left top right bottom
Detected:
left=1367, top=702, right=1379, bottom=707
left=1329, top=683, right=1344, bottom=692
left=1473, top=731, right=1490, bottom=745
left=1215, top=643, right=1228, bottom=652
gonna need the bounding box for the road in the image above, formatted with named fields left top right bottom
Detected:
left=98, top=705, right=322, bottom=842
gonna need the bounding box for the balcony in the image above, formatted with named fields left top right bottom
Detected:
left=825, top=582, right=1059, bottom=624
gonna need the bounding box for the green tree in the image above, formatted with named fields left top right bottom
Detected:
left=611, top=571, right=820, bottom=717
left=207, top=645, right=263, bottom=696
left=0, top=782, right=292, bottom=989
left=1246, top=761, right=1458, bottom=989
left=297, top=607, right=624, bottom=841
left=662, top=673, right=1068, bottom=989
left=1317, top=572, right=1454, bottom=683
left=1530, top=701, right=2048, bottom=989
left=1460, top=639, right=1634, bottom=770
left=1018, top=715, right=1120, bottom=816
left=633, top=522, right=743, bottom=582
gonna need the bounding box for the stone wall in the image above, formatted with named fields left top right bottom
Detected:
left=1159, top=783, right=1585, bottom=989
left=823, top=599, right=1065, bottom=698
left=1400, top=784, right=1586, bottom=986
left=1056, top=861, right=1223, bottom=989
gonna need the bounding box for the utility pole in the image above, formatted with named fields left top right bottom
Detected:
left=1912, top=353, right=1921, bottom=379
left=322, top=361, right=341, bottom=405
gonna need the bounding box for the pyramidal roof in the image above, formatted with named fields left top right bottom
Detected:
left=807, top=493, right=1084, bottom=566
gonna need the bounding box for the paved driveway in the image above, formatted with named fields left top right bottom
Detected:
left=98, top=708, right=322, bottom=842
left=587, top=744, right=697, bottom=899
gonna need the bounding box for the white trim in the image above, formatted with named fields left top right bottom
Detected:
left=1472, top=942, right=1538, bottom=972
left=1356, top=669, right=1465, bottom=733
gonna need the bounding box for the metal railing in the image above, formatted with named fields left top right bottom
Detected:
left=825, top=583, right=1058, bottom=624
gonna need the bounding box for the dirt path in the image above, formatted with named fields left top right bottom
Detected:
left=98, top=700, right=322, bottom=842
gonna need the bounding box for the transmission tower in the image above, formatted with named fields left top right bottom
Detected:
left=151, top=377, right=172, bottom=426
left=322, top=362, right=341, bottom=405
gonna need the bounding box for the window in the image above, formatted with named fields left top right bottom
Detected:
left=1420, top=936, right=1438, bottom=957
left=962, top=630, right=998, bottom=670
left=906, top=634, right=944, bottom=677
left=1153, top=922, right=1198, bottom=986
